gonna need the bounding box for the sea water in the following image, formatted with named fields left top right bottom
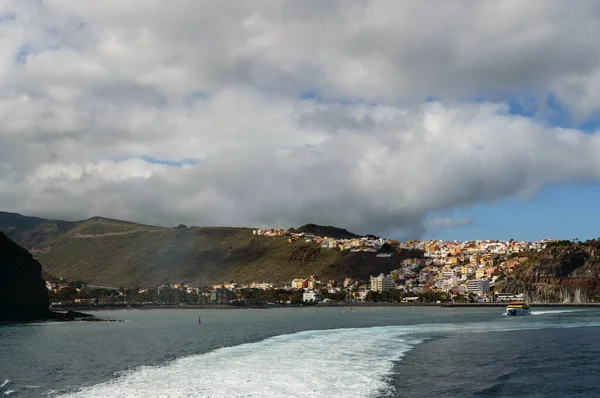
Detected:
left=1, top=306, right=600, bottom=397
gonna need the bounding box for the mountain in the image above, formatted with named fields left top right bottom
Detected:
left=497, top=240, right=600, bottom=302
left=0, top=231, right=50, bottom=321
left=0, top=212, right=422, bottom=288
left=0, top=211, right=75, bottom=250
left=288, top=224, right=360, bottom=239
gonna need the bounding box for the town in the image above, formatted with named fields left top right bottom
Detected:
left=46, top=227, right=553, bottom=307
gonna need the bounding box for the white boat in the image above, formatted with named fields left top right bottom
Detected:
left=506, top=301, right=531, bottom=316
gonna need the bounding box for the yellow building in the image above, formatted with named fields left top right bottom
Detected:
left=475, top=268, right=485, bottom=279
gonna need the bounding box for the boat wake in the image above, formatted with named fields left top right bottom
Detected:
left=531, top=309, right=585, bottom=315
left=59, top=326, right=421, bottom=398
left=58, top=318, right=600, bottom=398
left=0, top=380, right=15, bottom=396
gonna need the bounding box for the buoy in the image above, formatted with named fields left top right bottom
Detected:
left=197, top=315, right=201, bottom=323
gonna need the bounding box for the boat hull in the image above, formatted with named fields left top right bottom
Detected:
left=506, top=308, right=531, bottom=316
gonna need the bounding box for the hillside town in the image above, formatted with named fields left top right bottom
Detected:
left=46, top=228, right=555, bottom=307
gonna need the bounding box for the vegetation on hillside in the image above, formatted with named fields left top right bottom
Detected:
left=288, top=223, right=360, bottom=239
left=1, top=212, right=422, bottom=288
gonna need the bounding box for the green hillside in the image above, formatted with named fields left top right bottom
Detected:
left=1, top=212, right=421, bottom=288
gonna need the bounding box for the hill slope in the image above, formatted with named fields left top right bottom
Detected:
left=288, top=223, right=360, bottom=239
left=1, top=212, right=422, bottom=288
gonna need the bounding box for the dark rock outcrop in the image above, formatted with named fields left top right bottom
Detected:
left=0, top=231, right=50, bottom=321
left=289, top=224, right=360, bottom=239
left=498, top=242, right=600, bottom=302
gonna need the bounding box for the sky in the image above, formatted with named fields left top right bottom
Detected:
left=1, top=0, right=600, bottom=241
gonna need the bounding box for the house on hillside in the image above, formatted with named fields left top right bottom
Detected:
left=303, top=290, right=322, bottom=303
left=209, top=288, right=235, bottom=304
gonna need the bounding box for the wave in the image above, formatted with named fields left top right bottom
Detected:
left=58, top=319, right=600, bottom=398
left=531, top=309, right=585, bottom=315
left=0, top=381, right=8, bottom=389
left=59, top=326, right=421, bottom=398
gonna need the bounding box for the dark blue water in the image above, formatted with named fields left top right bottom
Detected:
left=1, top=307, right=599, bottom=397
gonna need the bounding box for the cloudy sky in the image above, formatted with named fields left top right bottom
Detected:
left=1, top=0, right=600, bottom=240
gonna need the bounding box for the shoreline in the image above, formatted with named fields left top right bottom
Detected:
left=48, top=302, right=600, bottom=312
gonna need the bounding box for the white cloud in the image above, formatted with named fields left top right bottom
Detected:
left=0, top=1, right=600, bottom=237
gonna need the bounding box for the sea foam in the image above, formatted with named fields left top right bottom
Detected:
left=59, top=326, right=421, bottom=398
left=531, top=309, right=585, bottom=315
left=57, top=317, right=600, bottom=398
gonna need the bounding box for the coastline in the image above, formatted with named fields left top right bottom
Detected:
left=48, top=301, right=600, bottom=312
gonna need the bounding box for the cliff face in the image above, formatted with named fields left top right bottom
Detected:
left=500, top=243, right=600, bottom=302
left=0, top=232, right=49, bottom=321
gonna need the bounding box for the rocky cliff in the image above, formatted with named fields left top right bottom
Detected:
left=498, top=241, right=600, bottom=302
left=0, top=232, right=50, bottom=321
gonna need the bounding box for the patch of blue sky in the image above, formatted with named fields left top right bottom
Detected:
left=139, top=155, right=200, bottom=167
left=501, top=93, right=600, bottom=133
left=506, top=96, right=538, bottom=118
left=15, top=45, right=30, bottom=65
left=299, top=89, right=321, bottom=101
left=576, top=119, right=600, bottom=132
left=543, top=93, right=572, bottom=128
left=184, top=90, right=210, bottom=105
left=14, top=43, right=62, bottom=66
left=301, top=89, right=600, bottom=132
left=110, top=155, right=200, bottom=167
left=0, top=12, right=16, bottom=23
left=299, top=90, right=379, bottom=107
left=427, top=183, right=600, bottom=242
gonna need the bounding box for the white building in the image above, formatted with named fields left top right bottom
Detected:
left=467, top=279, right=490, bottom=293
left=303, top=290, right=323, bottom=303
left=357, top=290, right=369, bottom=301
left=495, top=292, right=524, bottom=302
left=442, top=270, right=455, bottom=279
left=370, top=274, right=395, bottom=292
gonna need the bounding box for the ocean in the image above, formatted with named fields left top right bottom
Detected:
left=1, top=306, right=600, bottom=397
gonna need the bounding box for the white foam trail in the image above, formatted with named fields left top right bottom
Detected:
left=3, top=390, right=15, bottom=396
left=531, top=309, right=585, bottom=315
left=59, top=320, right=600, bottom=398
left=0, top=381, right=9, bottom=388
left=60, top=326, right=421, bottom=398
